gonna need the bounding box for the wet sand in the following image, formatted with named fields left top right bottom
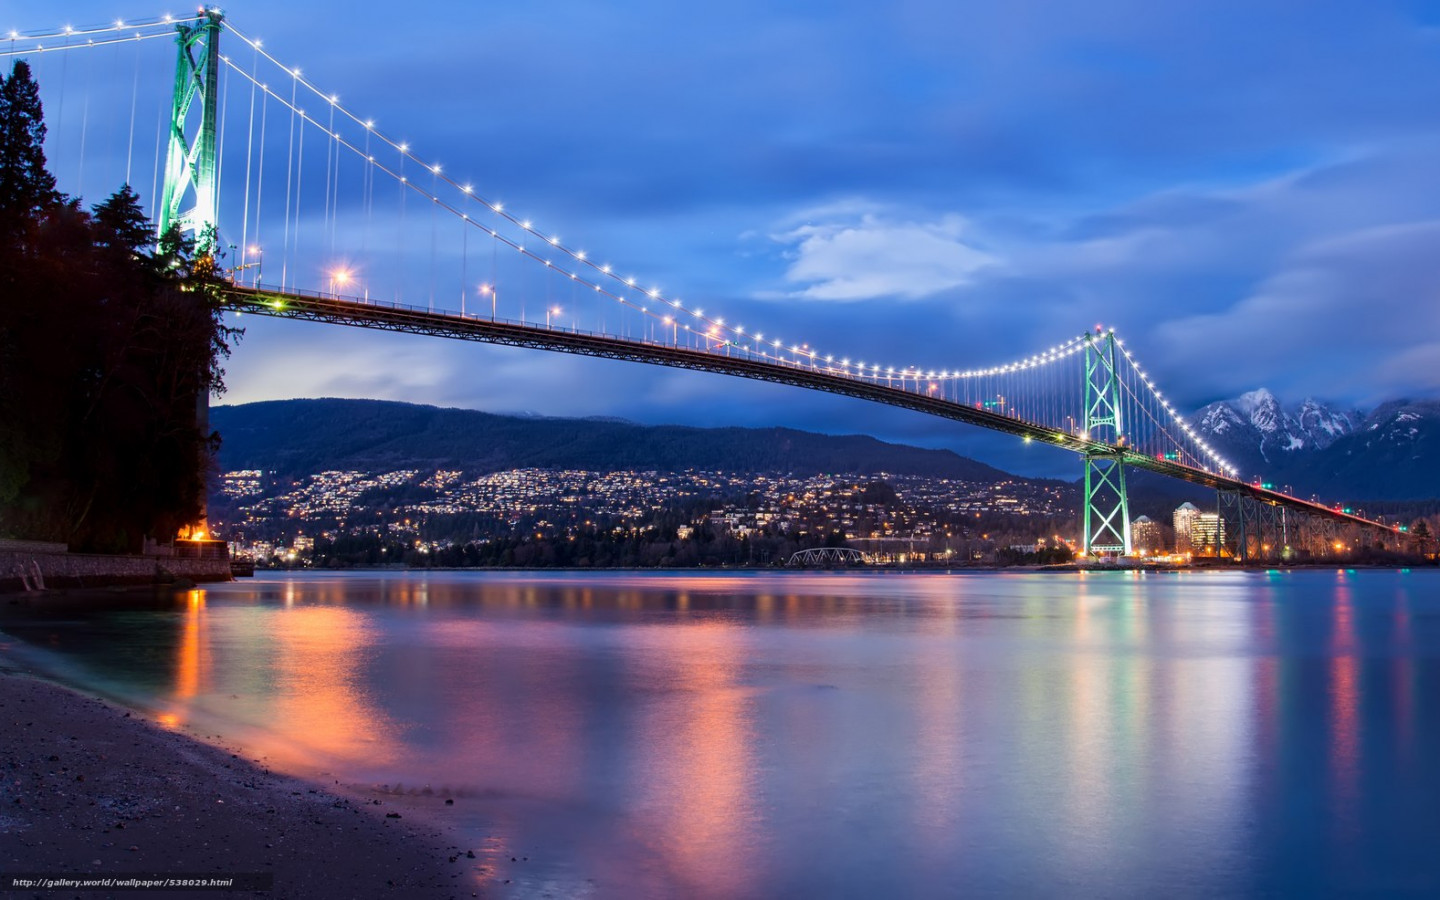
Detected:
left=0, top=670, right=483, bottom=899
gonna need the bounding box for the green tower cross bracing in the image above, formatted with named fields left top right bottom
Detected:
left=1081, top=329, right=1132, bottom=556
left=158, top=9, right=224, bottom=243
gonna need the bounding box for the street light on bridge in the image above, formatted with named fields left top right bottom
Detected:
left=479, top=283, right=497, bottom=320
left=546, top=306, right=561, bottom=329
left=329, top=268, right=353, bottom=298
left=234, top=245, right=263, bottom=286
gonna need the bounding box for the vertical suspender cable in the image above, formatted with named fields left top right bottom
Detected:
left=323, top=104, right=334, bottom=254
left=291, top=111, right=305, bottom=287
left=55, top=31, right=69, bottom=177
left=98, top=41, right=122, bottom=201
left=1137, top=360, right=1145, bottom=453
left=125, top=34, right=140, bottom=184
left=76, top=84, right=89, bottom=199
left=1044, top=355, right=1051, bottom=430
left=1129, top=355, right=1139, bottom=453
left=216, top=48, right=229, bottom=248
left=325, top=113, right=335, bottom=253
left=1117, top=352, right=1128, bottom=446
left=361, top=128, right=371, bottom=293
left=429, top=168, right=438, bottom=311
left=239, top=47, right=258, bottom=276
left=253, top=89, right=268, bottom=285
left=397, top=152, right=406, bottom=302
left=1143, top=363, right=1152, bottom=455
left=148, top=94, right=163, bottom=230
left=280, top=75, right=296, bottom=290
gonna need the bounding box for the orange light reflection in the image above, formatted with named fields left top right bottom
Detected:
left=632, top=616, right=759, bottom=897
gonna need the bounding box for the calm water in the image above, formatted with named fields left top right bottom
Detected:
left=3, top=569, right=1439, bottom=898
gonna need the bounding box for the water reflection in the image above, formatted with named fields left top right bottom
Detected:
left=630, top=620, right=759, bottom=897
left=2, top=570, right=1439, bottom=897
left=151, top=591, right=206, bottom=730
left=1330, top=579, right=1359, bottom=839
left=267, top=605, right=396, bottom=767
left=174, top=591, right=206, bottom=701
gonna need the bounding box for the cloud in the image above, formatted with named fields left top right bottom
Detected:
left=221, top=320, right=457, bottom=406
left=732, top=134, right=1440, bottom=408
left=896, top=140, right=1440, bottom=406
left=766, top=204, right=998, bottom=301
left=1152, top=219, right=1440, bottom=403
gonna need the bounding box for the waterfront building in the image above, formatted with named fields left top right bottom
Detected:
left=1192, top=513, right=1225, bottom=556
left=1132, top=515, right=1163, bottom=556
left=1173, top=502, right=1201, bottom=553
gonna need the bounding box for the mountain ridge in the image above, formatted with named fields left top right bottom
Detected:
left=210, top=394, right=1440, bottom=509
left=1193, top=390, right=1439, bottom=500
left=211, top=398, right=1032, bottom=484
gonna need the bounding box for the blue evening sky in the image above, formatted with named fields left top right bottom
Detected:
left=5, top=1, right=1439, bottom=476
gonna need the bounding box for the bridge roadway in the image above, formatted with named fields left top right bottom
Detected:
left=220, top=284, right=1404, bottom=539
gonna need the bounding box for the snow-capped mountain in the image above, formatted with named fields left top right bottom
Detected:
left=1289, top=400, right=1440, bottom=500
left=1294, top=398, right=1356, bottom=448
left=1193, top=388, right=1360, bottom=476
left=1190, top=391, right=1440, bottom=499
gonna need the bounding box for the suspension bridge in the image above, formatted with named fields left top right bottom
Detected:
left=2, top=10, right=1423, bottom=561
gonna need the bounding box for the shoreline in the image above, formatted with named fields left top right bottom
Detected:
left=0, top=663, right=481, bottom=899
left=0, top=546, right=231, bottom=595
left=243, top=561, right=1435, bottom=574
left=2, top=561, right=1432, bottom=602
left=4, top=558, right=1434, bottom=596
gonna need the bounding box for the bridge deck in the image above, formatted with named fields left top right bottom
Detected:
left=220, top=284, right=1405, bottom=539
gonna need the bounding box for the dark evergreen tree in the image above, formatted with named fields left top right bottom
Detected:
left=92, top=184, right=153, bottom=259
left=0, top=61, right=59, bottom=232
left=0, top=63, right=240, bottom=551
left=0, top=60, right=64, bottom=525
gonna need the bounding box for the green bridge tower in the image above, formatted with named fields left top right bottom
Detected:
left=1082, top=329, right=1132, bottom=556
left=158, top=9, right=224, bottom=242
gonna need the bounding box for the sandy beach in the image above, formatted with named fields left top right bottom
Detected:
left=0, top=668, right=480, bottom=899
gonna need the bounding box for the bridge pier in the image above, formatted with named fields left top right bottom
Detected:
left=1217, top=490, right=1416, bottom=563
left=1217, top=490, right=1288, bottom=562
